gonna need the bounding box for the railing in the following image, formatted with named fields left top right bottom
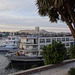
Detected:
left=26, top=42, right=38, bottom=44
left=24, top=48, right=38, bottom=50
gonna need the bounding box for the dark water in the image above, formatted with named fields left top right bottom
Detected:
left=0, top=53, right=44, bottom=75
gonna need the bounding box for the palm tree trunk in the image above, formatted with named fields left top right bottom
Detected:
left=58, top=9, right=75, bottom=39
left=66, top=2, right=75, bottom=28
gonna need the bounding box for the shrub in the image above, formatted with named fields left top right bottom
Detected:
left=42, top=41, right=67, bottom=65
left=68, top=68, right=75, bottom=75
left=31, top=64, right=38, bottom=68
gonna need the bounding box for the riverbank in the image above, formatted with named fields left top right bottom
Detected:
left=8, top=59, right=75, bottom=75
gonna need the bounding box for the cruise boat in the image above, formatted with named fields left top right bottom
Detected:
left=5, top=27, right=75, bottom=63
left=19, top=34, right=75, bottom=57
left=0, top=33, right=20, bottom=52
left=18, top=27, right=75, bottom=57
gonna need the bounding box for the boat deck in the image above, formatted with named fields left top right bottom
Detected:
left=7, top=55, right=43, bottom=62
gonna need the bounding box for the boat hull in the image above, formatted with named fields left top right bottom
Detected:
left=7, top=55, right=43, bottom=62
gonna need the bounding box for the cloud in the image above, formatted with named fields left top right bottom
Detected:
left=0, top=0, right=70, bottom=32
left=0, top=15, right=70, bottom=32
left=0, top=0, right=36, bottom=11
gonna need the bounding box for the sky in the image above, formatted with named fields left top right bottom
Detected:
left=0, top=0, right=70, bottom=32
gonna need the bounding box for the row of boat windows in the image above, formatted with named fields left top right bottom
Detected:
left=40, top=38, right=73, bottom=43
left=40, top=42, right=74, bottom=49
left=6, top=41, right=17, bottom=44
left=0, top=45, right=16, bottom=47
left=26, top=45, right=37, bottom=48
left=22, top=42, right=74, bottom=49
left=8, top=38, right=15, bottom=40
left=21, top=41, right=74, bottom=49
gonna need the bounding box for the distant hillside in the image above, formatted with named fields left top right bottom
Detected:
left=18, top=29, right=49, bottom=34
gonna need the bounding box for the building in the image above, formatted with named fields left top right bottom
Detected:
left=19, top=34, right=75, bottom=56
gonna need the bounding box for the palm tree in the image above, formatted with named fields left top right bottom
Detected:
left=36, top=0, right=75, bottom=39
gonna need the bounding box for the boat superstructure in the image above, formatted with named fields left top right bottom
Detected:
left=19, top=34, right=75, bottom=56
left=0, top=33, right=20, bottom=52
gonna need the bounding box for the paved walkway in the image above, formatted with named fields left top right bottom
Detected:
left=30, top=62, right=75, bottom=75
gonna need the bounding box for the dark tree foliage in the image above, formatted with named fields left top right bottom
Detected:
left=68, top=68, right=75, bottom=75
left=42, top=41, right=67, bottom=65
left=69, top=45, right=75, bottom=59
left=36, top=0, right=75, bottom=39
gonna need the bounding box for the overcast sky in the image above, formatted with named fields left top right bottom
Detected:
left=0, top=0, right=70, bottom=32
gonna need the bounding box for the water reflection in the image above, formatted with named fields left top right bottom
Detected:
left=5, top=61, right=44, bottom=70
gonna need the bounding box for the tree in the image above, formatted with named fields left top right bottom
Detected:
left=69, top=45, right=75, bottom=59
left=42, top=41, right=67, bottom=65
left=68, top=68, right=75, bottom=75
left=36, top=0, right=75, bottom=39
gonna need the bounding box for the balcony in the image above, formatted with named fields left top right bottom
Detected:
left=26, top=42, right=38, bottom=45
left=25, top=48, right=38, bottom=51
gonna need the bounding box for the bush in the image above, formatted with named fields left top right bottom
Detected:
left=42, top=41, right=67, bottom=65
left=68, top=68, right=75, bottom=75
left=31, top=64, right=38, bottom=68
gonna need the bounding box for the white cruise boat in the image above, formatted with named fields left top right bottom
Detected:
left=0, top=33, right=20, bottom=52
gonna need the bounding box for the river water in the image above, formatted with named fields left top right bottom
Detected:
left=0, top=53, right=21, bottom=75
left=0, top=38, right=21, bottom=75
left=0, top=53, right=32, bottom=75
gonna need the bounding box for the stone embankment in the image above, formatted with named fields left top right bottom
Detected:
left=8, top=59, right=75, bottom=75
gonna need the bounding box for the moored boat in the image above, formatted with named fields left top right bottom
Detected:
left=0, top=33, right=20, bottom=52
left=5, top=50, right=43, bottom=62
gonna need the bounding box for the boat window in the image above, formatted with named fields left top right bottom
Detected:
left=33, top=45, right=37, bottom=48
left=14, top=41, right=15, bottom=44
left=40, top=45, right=44, bottom=49
left=12, top=38, right=15, bottom=40
left=46, top=38, right=51, bottom=43
left=40, top=39, right=45, bottom=43
left=57, top=38, right=61, bottom=42
left=3, top=45, right=6, bottom=47
left=62, top=38, right=65, bottom=41
left=33, top=52, right=36, bottom=55
left=70, top=42, right=74, bottom=45
left=70, top=38, right=74, bottom=41
left=66, top=38, right=69, bottom=41
left=13, top=45, right=15, bottom=46
left=52, top=38, right=56, bottom=41
left=66, top=43, right=69, bottom=46
left=27, top=39, right=28, bottom=41
left=26, top=45, right=29, bottom=48
left=8, top=38, right=11, bottom=40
